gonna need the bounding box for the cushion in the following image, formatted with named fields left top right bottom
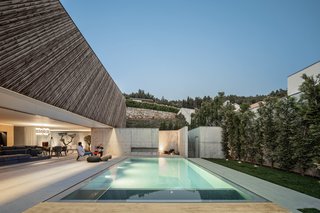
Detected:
left=100, top=155, right=110, bottom=161
left=87, top=156, right=101, bottom=163
left=100, top=155, right=112, bottom=161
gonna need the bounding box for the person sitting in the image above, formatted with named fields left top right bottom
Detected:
left=93, top=144, right=104, bottom=157
left=76, top=142, right=93, bottom=161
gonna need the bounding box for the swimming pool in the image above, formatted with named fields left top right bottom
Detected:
left=61, top=158, right=266, bottom=202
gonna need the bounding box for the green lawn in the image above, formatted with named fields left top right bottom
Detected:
left=204, top=158, right=320, bottom=199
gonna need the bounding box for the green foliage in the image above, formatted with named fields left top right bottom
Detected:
left=190, top=92, right=225, bottom=128
left=258, top=97, right=278, bottom=167
left=199, top=74, right=319, bottom=175
left=252, top=117, right=264, bottom=165
left=124, top=88, right=286, bottom=109
left=221, top=103, right=235, bottom=159
left=274, top=97, right=298, bottom=170
left=159, top=122, right=167, bottom=130
left=269, top=88, right=288, bottom=98
left=206, top=159, right=320, bottom=199
left=300, top=74, right=320, bottom=158
left=126, top=99, right=179, bottom=113
left=128, top=114, right=187, bottom=130
left=124, top=89, right=155, bottom=100
left=239, top=110, right=255, bottom=162
left=295, top=74, right=320, bottom=175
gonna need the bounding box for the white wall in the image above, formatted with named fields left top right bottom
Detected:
left=13, top=127, right=91, bottom=149
left=188, top=126, right=223, bottom=158
left=159, top=127, right=188, bottom=157
left=92, top=127, right=189, bottom=157
left=37, top=131, right=91, bottom=149
left=92, top=128, right=159, bottom=157
left=288, top=62, right=320, bottom=97
left=14, top=127, right=37, bottom=146
left=159, top=130, right=178, bottom=153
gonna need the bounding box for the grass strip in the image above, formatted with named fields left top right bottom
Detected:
left=204, top=158, right=320, bottom=199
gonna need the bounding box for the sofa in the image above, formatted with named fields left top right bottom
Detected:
left=0, top=146, right=43, bottom=156
left=0, top=146, right=49, bottom=166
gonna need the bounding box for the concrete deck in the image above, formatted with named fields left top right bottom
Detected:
left=0, top=155, right=125, bottom=213
left=189, top=158, right=320, bottom=213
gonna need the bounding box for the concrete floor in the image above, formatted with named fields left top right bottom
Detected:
left=189, top=158, right=320, bottom=213
left=0, top=155, right=125, bottom=213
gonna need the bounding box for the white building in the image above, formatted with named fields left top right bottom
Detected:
left=178, top=108, right=195, bottom=124
left=249, top=101, right=264, bottom=114
left=288, top=61, right=320, bottom=98
left=223, top=100, right=241, bottom=112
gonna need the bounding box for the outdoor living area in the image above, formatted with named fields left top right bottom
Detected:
left=0, top=107, right=96, bottom=166
left=0, top=104, right=190, bottom=168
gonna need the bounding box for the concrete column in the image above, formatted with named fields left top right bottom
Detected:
left=178, top=126, right=188, bottom=157
left=91, top=128, right=112, bottom=152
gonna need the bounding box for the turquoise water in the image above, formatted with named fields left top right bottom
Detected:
left=62, top=158, right=265, bottom=201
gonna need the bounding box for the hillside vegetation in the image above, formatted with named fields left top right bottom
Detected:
left=124, top=89, right=287, bottom=109
left=126, top=99, right=179, bottom=113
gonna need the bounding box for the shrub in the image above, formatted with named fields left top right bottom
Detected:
left=126, top=99, right=179, bottom=113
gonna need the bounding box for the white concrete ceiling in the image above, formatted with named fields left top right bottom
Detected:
left=0, top=87, right=112, bottom=129
left=0, top=107, right=91, bottom=131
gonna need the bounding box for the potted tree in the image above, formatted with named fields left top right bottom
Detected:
left=84, top=135, right=91, bottom=151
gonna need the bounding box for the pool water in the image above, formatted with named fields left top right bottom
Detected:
left=62, top=158, right=265, bottom=202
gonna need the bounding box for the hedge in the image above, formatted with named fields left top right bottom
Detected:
left=126, top=99, right=179, bottom=113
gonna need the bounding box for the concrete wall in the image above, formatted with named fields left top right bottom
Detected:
left=14, top=127, right=36, bottom=146
left=92, top=128, right=159, bottom=157
left=188, top=127, right=200, bottom=157
left=0, top=124, right=14, bottom=146
left=178, top=126, right=188, bottom=157
left=288, top=61, right=320, bottom=97
left=92, top=127, right=188, bottom=157
left=188, top=127, right=223, bottom=158
left=159, top=127, right=188, bottom=157
left=159, top=130, right=178, bottom=153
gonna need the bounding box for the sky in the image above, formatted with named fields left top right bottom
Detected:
left=60, top=0, right=320, bottom=100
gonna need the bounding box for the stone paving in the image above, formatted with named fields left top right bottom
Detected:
left=0, top=155, right=125, bottom=213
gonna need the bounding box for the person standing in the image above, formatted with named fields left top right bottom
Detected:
left=49, top=136, right=54, bottom=147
